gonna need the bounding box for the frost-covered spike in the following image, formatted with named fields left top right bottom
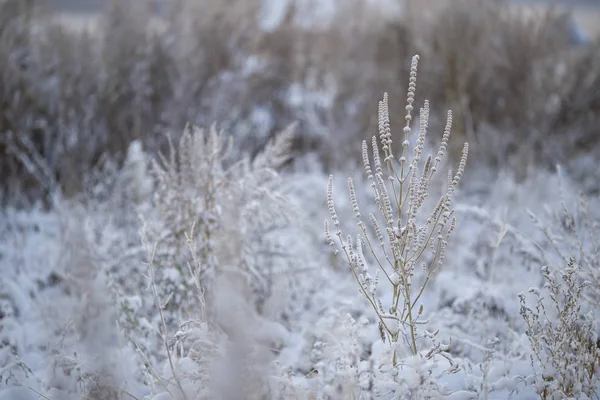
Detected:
left=347, top=235, right=354, bottom=262
left=324, top=220, right=335, bottom=248
left=370, top=213, right=385, bottom=246
left=362, top=140, right=373, bottom=180
left=452, top=143, right=469, bottom=188
left=327, top=175, right=340, bottom=229
left=356, top=235, right=368, bottom=275
left=432, top=111, right=452, bottom=176
left=348, top=178, right=361, bottom=219
left=376, top=174, right=393, bottom=226
left=372, top=135, right=382, bottom=176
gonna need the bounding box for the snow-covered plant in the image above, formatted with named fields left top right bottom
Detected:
left=519, top=259, right=600, bottom=400
left=142, top=123, right=296, bottom=319
left=108, top=123, right=300, bottom=397
left=143, top=125, right=230, bottom=320
left=325, top=54, right=469, bottom=358
left=139, top=222, right=224, bottom=400
left=527, top=168, right=600, bottom=311
left=308, top=313, right=371, bottom=398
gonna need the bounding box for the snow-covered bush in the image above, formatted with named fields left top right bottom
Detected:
left=140, top=123, right=297, bottom=317
left=526, top=170, right=600, bottom=311
left=105, top=123, right=306, bottom=398
left=519, top=259, right=600, bottom=399
left=511, top=170, right=600, bottom=398
left=325, top=55, right=466, bottom=397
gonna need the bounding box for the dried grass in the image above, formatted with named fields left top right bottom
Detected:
left=1, top=0, right=599, bottom=202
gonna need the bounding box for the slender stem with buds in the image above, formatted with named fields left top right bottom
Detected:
left=325, top=55, right=469, bottom=358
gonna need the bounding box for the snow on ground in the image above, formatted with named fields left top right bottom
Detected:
left=1, top=142, right=598, bottom=398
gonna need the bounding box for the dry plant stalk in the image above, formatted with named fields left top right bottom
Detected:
left=325, top=55, right=468, bottom=357
left=519, top=259, right=600, bottom=400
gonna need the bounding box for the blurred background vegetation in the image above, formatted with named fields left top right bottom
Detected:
left=1, top=0, right=599, bottom=204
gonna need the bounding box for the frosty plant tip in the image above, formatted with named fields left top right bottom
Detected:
left=325, top=55, right=469, bottom=356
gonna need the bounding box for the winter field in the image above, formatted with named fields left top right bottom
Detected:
left=1, top=0, right=600, bottom=399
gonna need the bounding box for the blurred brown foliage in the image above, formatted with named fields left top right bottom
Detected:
left=1, top=0, right=599, bottom=203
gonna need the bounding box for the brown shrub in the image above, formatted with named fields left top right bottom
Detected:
left=1, top=0, right=599, bottom=202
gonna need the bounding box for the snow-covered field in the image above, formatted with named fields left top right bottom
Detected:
left=2, top=98, right=600, bottom=399
left=2, top=1, right=600, bottom=399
